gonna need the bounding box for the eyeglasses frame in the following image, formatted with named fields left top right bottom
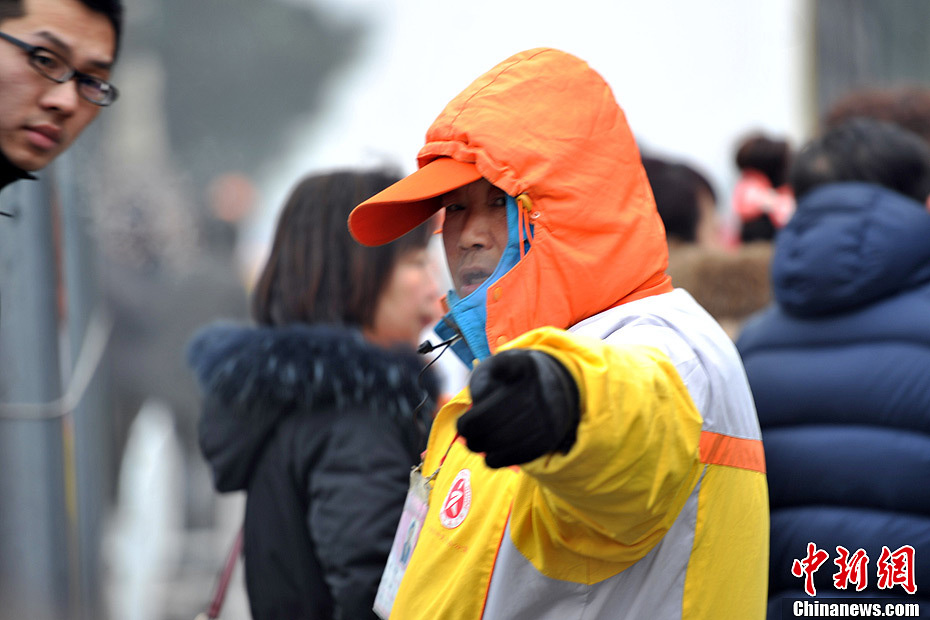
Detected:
left=0, top=30, right=118, bottom=106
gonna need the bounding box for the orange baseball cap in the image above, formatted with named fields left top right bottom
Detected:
left=348, top=157, right=483, bottom=246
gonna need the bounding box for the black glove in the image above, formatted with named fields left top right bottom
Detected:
left=457, top=349, right=580, bottom=468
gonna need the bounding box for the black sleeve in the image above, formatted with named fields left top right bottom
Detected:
left=303, top=409, right=417, bottom=619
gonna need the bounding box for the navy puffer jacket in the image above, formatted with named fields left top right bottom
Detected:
left=736, top=183, right=930, bottom=617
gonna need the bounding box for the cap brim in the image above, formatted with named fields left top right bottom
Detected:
left=349, top=157, right=482, bottom=246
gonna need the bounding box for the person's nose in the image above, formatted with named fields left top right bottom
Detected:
left=39, top=80, right=80, bottom=116
left=457, top=208, right=494, bottom=250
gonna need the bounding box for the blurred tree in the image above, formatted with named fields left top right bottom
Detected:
left=144, top=0, right=366, bottom=188
left=816, top=0, right=930, bottom=119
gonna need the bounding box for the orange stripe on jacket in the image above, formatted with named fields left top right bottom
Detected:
left=699, top=431, right=766, bottom=474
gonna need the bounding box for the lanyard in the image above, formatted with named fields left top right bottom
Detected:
left=424, top=432, right=460, bottom=490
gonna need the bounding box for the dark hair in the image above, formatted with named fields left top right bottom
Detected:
left=642, top=156, right=716, bottom=243
left=0, top=0, right=21, bottom=21
left=790, top=118, right=930, bottom=203
left=739, top=216, right=777, bottom=243
left=251, top=170, right=434, bottom=328
left=0, top=0, right=123, bottom=60
left=735, top=132, right=792, bottom=188
left=825, top=86, right=930, bottom=146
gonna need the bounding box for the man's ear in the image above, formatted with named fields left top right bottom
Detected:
left=926, top=195, right=930, bottom=212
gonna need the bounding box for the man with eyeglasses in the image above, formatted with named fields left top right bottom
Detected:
left=0, top=0, right=122, bottom=195
left=0, top=3, right=123, bottom=617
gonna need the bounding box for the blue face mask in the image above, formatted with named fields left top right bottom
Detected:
left=434, top=194, right=530, bottom=367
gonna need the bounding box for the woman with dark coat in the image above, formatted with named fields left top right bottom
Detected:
left=187, top=170, right=441, bottom=619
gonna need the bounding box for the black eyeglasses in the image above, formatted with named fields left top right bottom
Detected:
left=0, top=31, right=118, bottom=106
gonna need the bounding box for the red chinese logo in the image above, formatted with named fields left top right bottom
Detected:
left=792, top=543, right=830, bottom=596
left=791, top=543, right=918, bottom=597
left=877, top=545, right=917, bottom=595
left=833, top=546, right=869, bottom=591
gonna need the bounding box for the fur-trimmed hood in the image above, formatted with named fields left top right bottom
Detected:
left=666, top=242, right=774, bottom=339
left=187, top=322, right=438, bottom=491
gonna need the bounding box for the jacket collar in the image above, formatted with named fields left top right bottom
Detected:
left=187, top=321, right=438, bottom=415
left=435, top=195, right=528, bottom=366
left=0, top=148, right=36, bottom=196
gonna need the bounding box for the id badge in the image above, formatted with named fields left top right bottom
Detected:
left=373, top=466, right=431, bottom=619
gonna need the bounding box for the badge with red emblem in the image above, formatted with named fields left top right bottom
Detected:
left=440, top=469, right=472, bottom=529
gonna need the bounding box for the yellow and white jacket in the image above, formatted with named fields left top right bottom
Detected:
left=387, top=48, right=768, bottom=619
left=393, top=291, right=767, bottom=619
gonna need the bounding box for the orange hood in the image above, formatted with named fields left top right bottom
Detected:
left=421, top=48, right=671, bottom=352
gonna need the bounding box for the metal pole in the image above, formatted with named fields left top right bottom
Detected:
left=0, top=175, right=71, bottom=620
left=55, top=152, right=110, bottom=620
